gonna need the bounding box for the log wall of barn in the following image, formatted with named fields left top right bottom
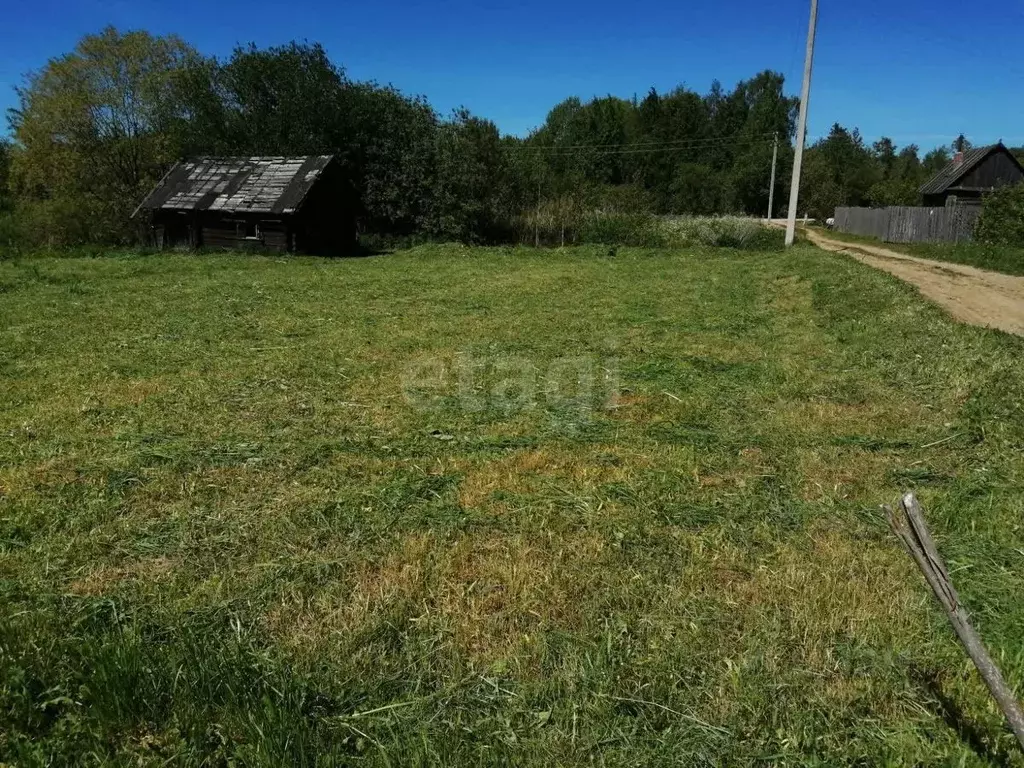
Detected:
left=198, top=215, right=290, bottom=252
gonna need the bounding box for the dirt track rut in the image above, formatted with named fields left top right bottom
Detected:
left=806, top=230, right=1024, bottom=337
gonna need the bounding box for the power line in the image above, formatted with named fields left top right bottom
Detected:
left=516, top=134, right=778, bottom=151
left=511, top=132, right=780, bottom=153
left=510, top=134, right=779, bottom=156
left=576, top=139, right=777, bottom=157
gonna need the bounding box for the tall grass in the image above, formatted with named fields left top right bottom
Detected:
left=660, top=215, right=783, bottom=249
left=516, top=208, right=784, bottom=250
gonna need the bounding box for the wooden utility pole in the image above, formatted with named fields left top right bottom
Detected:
left=785, top=0, right=819, bottom=246
left=768, top=132, right=779, bottom=222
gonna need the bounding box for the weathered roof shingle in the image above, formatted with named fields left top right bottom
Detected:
left=135, top=156, right=333, bottom=216
left=920, top=144, right=1003, bottom=195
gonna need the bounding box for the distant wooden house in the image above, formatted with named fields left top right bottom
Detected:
left=134, top=156, right=354, bottom=254
left=920, top=143, right=1024, bottom=207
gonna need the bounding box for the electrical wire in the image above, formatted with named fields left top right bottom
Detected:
left=510, top=133, right=779, bottom=155
left=513, top=132, right=778, bottom=151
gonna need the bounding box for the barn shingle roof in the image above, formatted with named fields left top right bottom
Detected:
left=919, top=144, right=1008, bottom=195
left=135, top=156, right=334, bottom=216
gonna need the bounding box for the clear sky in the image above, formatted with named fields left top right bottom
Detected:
left=2, top=0, right=1023, bottom=151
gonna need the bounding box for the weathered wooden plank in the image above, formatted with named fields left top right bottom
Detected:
left=886, top=493, right=1024, bottom=752
left=833, top=204, right=979, bottom=243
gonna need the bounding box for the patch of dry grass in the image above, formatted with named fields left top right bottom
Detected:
left=454, top=446, right=639, bottom=510
left=69, top=556, right=177, bottom=596
left=266, top=529, right=608, bottom=669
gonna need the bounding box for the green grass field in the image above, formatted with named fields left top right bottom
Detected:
left=3, top=243, right=1024, bottom=765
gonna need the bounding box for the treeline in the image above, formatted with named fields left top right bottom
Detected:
left=800, top=127, right=1024, bottom=218
left=0, top=27, right=1015, bottom=249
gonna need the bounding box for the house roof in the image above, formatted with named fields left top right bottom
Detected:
left=919, top=143, right=1023, bottom=195
left=134, top=155, right=334, bottom=217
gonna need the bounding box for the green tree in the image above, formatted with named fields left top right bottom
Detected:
left=800, top=149, right=842, bottom=220
left=872, top=137, right=897, bottom=176
left=670, top=163, right=730, bottom=214
left=9, top=26, right=200, bottom=244
left=172, top=42, right=440, bottom=236
left=0, top=140, right=11, bottom=212
left=866, top=177, right=919, bottom=206
left=164, top=55, right=234, bottom=157
left=894, top=144, right=924, bottom=183
left=528, top=97, right=590, bottom=199
left=0, top=139, right=15, bottom=248
left=703, top=79, right=749, bottom=169
left=727, top=71, right=797, bottom=215
left=5, top=32, right=962, bottom=248
left=866, top=139, right=923, bottom=206
left=952, top=134, right=972, bottom=154
left=216, top=42, right=349, bottom=155
left=346, top=84, right=438, bottom=235
left=799, top=124, right=879, bottom=218
left=630, top=87, right=711, bottom=212
left=922, top=147, right=951, bottom=177
left=431, top=110, right=509, bottom=242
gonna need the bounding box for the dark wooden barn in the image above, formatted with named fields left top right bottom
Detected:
left=134, top=156, right=354, bottom=254
left=920, top=143, right=1024, bottom=207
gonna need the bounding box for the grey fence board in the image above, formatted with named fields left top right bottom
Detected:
left=833, top=205, right=980, bottom=244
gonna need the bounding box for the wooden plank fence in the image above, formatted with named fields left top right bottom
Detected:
left=833, top=205, right=981, bottom=244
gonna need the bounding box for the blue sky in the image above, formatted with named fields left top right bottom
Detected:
left=2, top=0, right=1023, bottom=150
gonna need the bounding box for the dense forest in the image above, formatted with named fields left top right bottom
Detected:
left=0, top=27, right=1019, bottom=248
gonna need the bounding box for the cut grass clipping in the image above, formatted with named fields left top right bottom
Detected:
left=2, top=242, right=1024, bottom=765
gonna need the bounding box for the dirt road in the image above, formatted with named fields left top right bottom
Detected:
left=805, top=229, right=1024, bottom=336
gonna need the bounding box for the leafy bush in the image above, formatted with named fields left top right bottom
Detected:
left=742, top=224, right=787, bottom=251
left=976, top=184, right=1024, bottom=246
left=580, top=212, right=666, bottom=247
left=0, top=212, right=21, bottom=258
left=592, top=184, right=655, bottom=214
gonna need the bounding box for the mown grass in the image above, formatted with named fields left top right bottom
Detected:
left=811, top=226, right=1024, bottom=276
left=2, top=242, right=1024, bottom=765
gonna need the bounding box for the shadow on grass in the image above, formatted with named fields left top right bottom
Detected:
left=913, top=666, right=1017, bottom=767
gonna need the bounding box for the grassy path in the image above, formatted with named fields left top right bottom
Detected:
left=805, top=226, right=1024, bottom=277
left=806, top=228, right=1024, bottom=336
